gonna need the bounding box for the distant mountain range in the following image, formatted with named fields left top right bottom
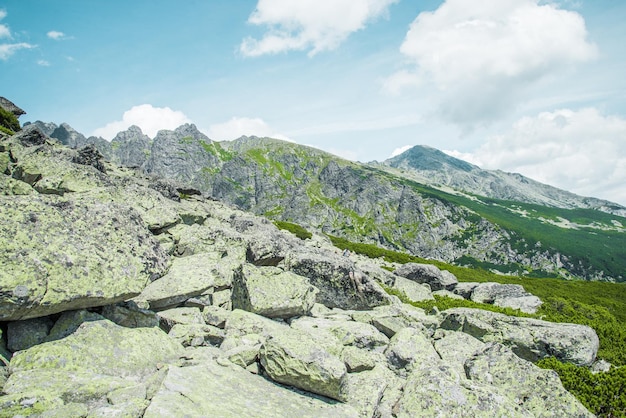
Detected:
left=25, top=121, right=626, bottom=282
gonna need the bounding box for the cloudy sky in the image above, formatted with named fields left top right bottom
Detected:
left=1, top=0, right=625, bottom=205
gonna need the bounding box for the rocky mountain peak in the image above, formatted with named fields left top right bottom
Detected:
left=387, top=145, right=476, bottom=173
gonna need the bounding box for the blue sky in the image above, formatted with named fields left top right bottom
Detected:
left=1, top=0, right=625, bottom=205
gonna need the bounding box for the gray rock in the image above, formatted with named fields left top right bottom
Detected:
left=471, top=282, right=543, bottom=314
left=341, top=364, right=400, bottom=418
left=384, top=327, right=440, bottom=371
left=433, top=289, right=465, bottom=300
left=144, top=361, right=359, bottom=418
left=260, top=330, right=347, bottom=401
left=45, top=309, right=104, bottom=342
left=433, top=330, right=486, bottom=378
left=157, top=307, right=204, bottom=332
left=6, top=317, right=53, bottom=351
left=202, top=305, right=231, bottom=328
left=168, top=323, right=225, bottom=347
left=451, top=282, right=480, bottom=299
left=440, top=307, right=599, bottom=366
left=286, top=251, right=391, bottom=310
left=231, top=264, right=318, bottom=319
left=465, top=343, right=594, bottom=417
left=0, top=194, right=169, bottom=321
left=394, top=263, right=458, bottom=291
left=101, top=302, right=159, bottom=328
left=291, top=316, right=389, bottom=351
left=393, top=276, right=434, bottom=302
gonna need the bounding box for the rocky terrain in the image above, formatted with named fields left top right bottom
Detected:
left=0, top=126, right=602, bottom=416
left=27, top=121, right=626, bottom=282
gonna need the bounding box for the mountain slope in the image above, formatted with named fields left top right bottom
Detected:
left=379, top=145, right=626, bottom=217
left=39, top=122, right=626, bottom=282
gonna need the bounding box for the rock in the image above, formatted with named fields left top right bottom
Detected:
left=433, top=330, right=486, bottom=378
left=222, top=345, right=260, bottom=368
left=45, top=309, right=104, bottom=342
left=144, top=361, right=359, bottom=418
left=384, top=327, right=440, bottom=371
left=341, top=345, right=383, bottom=373
left=465, top=343, right=594, bottom=417
left=286, top=251, right=391, bottom=310
left=6, top=317, right=53, bottom=352
left=0, top=194, right=169, bottom=321
left=223, top=309, right=289, bottom=344
left=440, top=307, right=599, bottom=366
left=470, top=282, right=543, bottom=314
left=72, top=144, right=106, bottom=173
left=168, top=323, right=225, bottom=347
left=290, top=316, right=389, bottom=351
left=260, top=330, right=347, bottom=401
left=392, top=276, right=434, bottom=302
left=202, top=305, right=231, bottom=328
left=432, top=289, right=465, bottom=300
left=157, top=307, right=204, bottom=332
left=231, top=264, right=318, bottom=319
left=341, top=364, right=400, bottom=418
left=134, top=251, right=229, bottom=310
left=101, top=302, right=160, bottom=328
left=394, top=263, right=458, bottom=291
left=14, top=126, right=47, bottom=147
left=451, top=281, right=480, bottom=299
left=3, top=320, right=183, bottom=416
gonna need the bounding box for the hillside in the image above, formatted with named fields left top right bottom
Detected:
left=30, top=121, right=626, bottom=282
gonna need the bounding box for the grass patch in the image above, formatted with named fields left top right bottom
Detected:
left=273, top=220, right=312, bottom=240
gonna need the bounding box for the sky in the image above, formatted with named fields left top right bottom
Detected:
left=1, top=0, right=625, bottom=205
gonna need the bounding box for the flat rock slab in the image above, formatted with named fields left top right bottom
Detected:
left=0, top=195, right=169, bottom=321
left=144, top=361, right=359, bottom=418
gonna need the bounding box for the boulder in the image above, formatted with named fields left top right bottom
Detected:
left=341, top=364, right=400, bottom=418
left=0, top=194, right=169, bottom=321
left=465, top=343, right=594, bottom=417
left=392, top=276, right=434, bottom=302
left=470, top=282, right=543, bottom=314
left=3, top=319, right=183, bottom=417
left=101, top=302, right=160, bottom=328
left=433, top=330, right=486, bottom=378
left=168, top=323, right=225, bottom=347
left=144, top=361, right=359, bottom=418
left=231, top=264, right=318, bottom=318
left=134, top=251, right=230, bottom=310
left=157, top=307, right=204, bottom=332
left=451, top=281, right=480, bottom=299
left=6, top=317, right=53, bottom=352
left=440, top=307, right=599, bottom=366
left=260, top=330, right=348, bottom=401
left=290, top=316, right=389, bottom=351
left=384, top=327, right=440, bottom=371
left=286, top=251, right=391, bottom=310
left=394, top=263, right=458, bottom=291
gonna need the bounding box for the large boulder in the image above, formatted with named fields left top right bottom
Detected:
left=470, top=282, right=543, bottom=314
left=231, top=264, right=318, bottom=318
left=392, top=276, right=434, bottom=302
left=440, top=307, right=599, bottom=366
left=144, top=360, right=359, bottom=418
left=394, top=263, right=458, bottom=291
left=286, top=251, right=391, bottom=310
left=260, top=330, right=348, bottom=401
left=0, top=194, right=169, bottom=321
left=465, top=343, right=593, bottom=417
left=2, top=319, right=183, bottom=417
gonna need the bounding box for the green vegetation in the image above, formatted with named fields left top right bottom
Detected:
left=273, top=220, right=312, bottom=240
left=537, top=357, right=626, bottom=417
left=331, top=234, right=626, bottom=417
left=0, top=107, right=20, bottom=134
left=200, top=140, right=234, bottom=161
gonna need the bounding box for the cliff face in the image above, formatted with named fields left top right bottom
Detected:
left=38, top=123, right=626, bottom=282
left=0, top=126, right=596, bottom=417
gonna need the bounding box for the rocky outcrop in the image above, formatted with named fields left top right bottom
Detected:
left=395, top=262, right=458, bottom=291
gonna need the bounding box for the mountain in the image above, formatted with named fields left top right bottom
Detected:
left=40, top=123, right=626, bottom=282
left=379, top=145, right=626, bottom=216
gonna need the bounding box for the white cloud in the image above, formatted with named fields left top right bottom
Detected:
left=240, top=0, right=398, bottom=57
left=451, top=108, right=626, bottom=205
left=92, top=104, right=192, bottom=139
left=390, top=145, right=412, bottom=158
left=387, top=0, right=597, bottom=126
left=47, top=30, right=66, bottom=40
left=0, top=42, right=34, bottom=60
left=207, top=116, right=292, bottom=141
left=37, top=59, right=50, bottom=66
left=0, top=9, right=8, bottom=38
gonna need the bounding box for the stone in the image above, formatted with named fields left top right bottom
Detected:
left=134, top=251, right=229, bottom=310
left=451, top=281, right=480, bottom=299
left=223, top=309, right=289, bottom=344
left=440, top=307, right=599, bottom=366
left=286, top=251, right=391, bottom=310
left=470, top=282, right=542, bottom=314
left=433, top=330, right=486, bottom=378
left=6, top=317, right=53, bottom=352
left=341, top=346, right=383, bottom=373
left=231, top=264, right=318, bottom=319
left=290, top=316, right=389, bottom=351
left=260, top=330, right=348, bottom=401
left=384, top=327, right=440, bottom=371
left=0, top=194, right=169, bottom=321
left=157, top=307, right=204, bottom=332
left=202, top=305, right=231, bottom=328
left=144, top=361, right=359, bottom=418
left=392, top=276, right=434, bottom=302
left=465, top=343, right=594, bottom=417
left=433, top=289, right=465, bottom=300
left=101, top=302, right=159, bottom=328
left=340, top=364, right=400, bottom=418
left=168, top=323, right=225, bottom=347
left=394, top=263, right=458, bottom=291
left=72, top=144, right=106, bottom=173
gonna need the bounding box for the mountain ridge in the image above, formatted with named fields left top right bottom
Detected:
left=25, top=120, right=626, bottom=282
